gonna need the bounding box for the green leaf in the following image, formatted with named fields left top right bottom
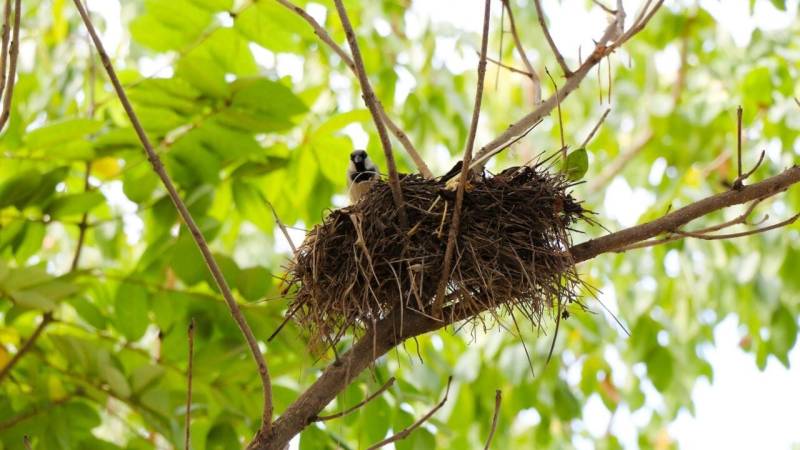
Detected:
left=769, top=0, right=786, bottom=10
left=553, top=382, right=581, bottom=420
left=236, top=266, right=272, bottom=301
left=232, top=180, right=273, bottom=232
left=562, top=147, right=589, bottom=181
left=0, top=168, right=43, bottom=209
left=114, top=281, right=150, bottom=341
left=46, top=191, right=105, bottom=218
left=25, top=118, right=103, bottom=148
left=770, top=305, right=798, bottom=366
left=645, top=345, right=674, bottom=392
left=131, top=364, right=165, bottom=393
left=99, top=362, right=132, bottom=398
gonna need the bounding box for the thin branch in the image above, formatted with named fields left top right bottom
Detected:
left=365, top=377, right=452, bottom=450
left=272, top=0, right=433, bottom=179
left=737, top=106, right=743, bottom=179
left=70, top=0, right=274, bottom=436
left=733, top=150, right=766, bottom=190
left=584, top=131, right=654, bottom=192
left=333, top=0, right=408, bottom=228
left=795, top=97, right=800, bottom=108
left=0, top=0, right=20, bottom=131
left=23, top=436, right=32, bottom=450
left=472, top=1, right=664, bottom=170
left=591, top=0, right=616, bottom=14
left=485, top=55, right=533, bottom=78
left=0, top=395, right=74, bottom=431
left=674, top=212, right=800, bottom=240
left=544, top=67, right=566, bottom=156
left=184, top=319, right=195, bottom=450
left=502, top=0, right=541, bottom=103
left=532, top=0, right=571, bottom=76
left=433, top=0, right=491, bottom=314
left=0, top=313, right=53, bottom=383
left=266, top=199, right=297, bottom=255
left=580, top=108, right=611, bottom=148
left=484, top=390, right=502, bottom=450
left=314, top=377, right=395, bottom=422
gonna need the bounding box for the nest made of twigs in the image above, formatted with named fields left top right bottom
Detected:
left=286, top=164, right=592, bottom=351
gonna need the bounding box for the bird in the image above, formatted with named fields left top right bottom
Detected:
left=346, top=149, right=380, bottom=203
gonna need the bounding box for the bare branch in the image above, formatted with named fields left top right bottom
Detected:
left=502, top=0, right=541, bottom=103
left=733, top=150, right=766, bottom=190
left=0, top=0, right=20, bottom=131
left=184, top=319, right=195, bottom=450
left=0, top=0, right=11, bottom=98
left=795, top=97, right=800, bottom=108
left=366, top=377, right=452, bottom=450
left=674, top=212, right=800, bottom=241
left=434, top=0, right=491, bottom=314
left=23, top=436, right=32, bottom=450
left=0, top=313, right=53, bottom=384
left=484, top=390, right=502, bottom=450
left=314, top=377, right=395, bottom=422
left=736, top=106, right=743, bottom=179
left=70, top=0, right=274, bottom=436
left=472, top=1, right=664, bottom=171
left=485, top=54, right=534, bottom=78
left=580, top=108, right=611, bottom=148
left=591, top=0, right=616, bottom=14
left=533, top=0, right=572, bottom=76
left=266, top=199, right=297, bottom=255
left=544, top=67, right=566, bottom=156
left=584, top=131, right=654, bottom=192
left=333, top=0, right=407, bottom=227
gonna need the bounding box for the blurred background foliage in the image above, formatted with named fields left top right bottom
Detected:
left=0, top=0, right=799, bottom=448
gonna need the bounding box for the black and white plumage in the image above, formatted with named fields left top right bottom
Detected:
left=346, top=149, right=380, bottom=203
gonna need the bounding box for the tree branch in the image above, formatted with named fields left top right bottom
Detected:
left=472, top=1, right=664, bottom=171
left=184, top=319, right=195, bottom=450
left=0, top=0, right=20, bottom=131
left=0, top=313, right=53, bottom=383
left=434, top=0, right=491, bottom=314
left=313, top=377, right=395, bottom=422
left=273, top=0, right=433, bottom=178
left=70, top=0, right=274, bottom=437
left=333, top=0, right=407, bottom=227
left=365, top=377, right=452, bottom=450
left=502, top=0, right=541, bottom=104
left=484, top=390, right=502, bottom=449
left=532, top=0, right=572, bottom=76
left=255, top=163, right=800, bottom=450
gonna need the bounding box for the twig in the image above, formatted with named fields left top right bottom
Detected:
left=544, top=67, right=566, bottom=156
left=472, top=1, right=664, bottom=170
left=433, top=0, right=491, bottom=314
left=71, top=0, right=274, bottom=436
left=674, top=212, right=800, bottom=240
left=23, top=436, right=32, bottom=450
left=266, top=199, right=297, bottom=255
left=0, top=313, right=53, bottom=383
left=502, top=0, right=541, bottom=103
left=365, top=377, right=452, bottom=450
left=0, top=0, right=20, bottom=131
left=591, top=0, right=616, bottom=14
left=795, top=97, right=800, bottom=108
left=584, top=131, right=654, bottom=192
left=733, top=150, right=766, bottom=190
left=532, top=0, right=571, bottom=76
left=484, top=390, right=502, bottom=450
left=0, top=396, right=74, bottom=431
left=485, top=55, right=534, bottom=78
left=184, top=319, right=195, bottom=450
left=580, top=108, right=611, bottom=148
left=314, top=377, right=395, bottom=421
left=737, top=106, right=743, bottom=179
left=333, top=0, right=407, bottom=228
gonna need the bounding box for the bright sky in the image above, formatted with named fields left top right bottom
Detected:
left=79, top=0, right=800, bottom=448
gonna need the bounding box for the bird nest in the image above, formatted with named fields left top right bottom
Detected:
left=286, top=164, right=592, bottom=351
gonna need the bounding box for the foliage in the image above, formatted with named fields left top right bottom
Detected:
left=0, top=0, right=799, bottom=449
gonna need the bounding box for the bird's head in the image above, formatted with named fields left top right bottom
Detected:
left=350, top=150, right=368, bottom=165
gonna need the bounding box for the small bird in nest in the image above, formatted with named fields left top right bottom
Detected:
left=346, top=149, right=380, bottom=203
left=439, top=160, right=479, bottom=192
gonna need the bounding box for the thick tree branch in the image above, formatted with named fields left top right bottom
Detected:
left=70, top=0, right=274, bottom=437
left=256, top=164, right=800, bottom=449
left=434, top=0, right=491, bottom=314
left=333, top=0, right=407, bottom=228
left=273, top=0, right=433, bottom=178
